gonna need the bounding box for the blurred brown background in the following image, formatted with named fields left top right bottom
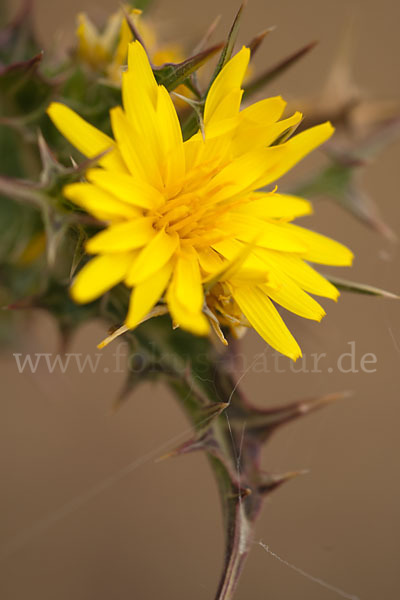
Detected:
left=1, top=0, right=400, bottom=599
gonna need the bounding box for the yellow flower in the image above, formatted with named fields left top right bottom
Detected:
left=47, top=42, right=353, bottom=360
left=76, top=11, right=123, bottom=71
left=76, top=8, right=188, bottom=89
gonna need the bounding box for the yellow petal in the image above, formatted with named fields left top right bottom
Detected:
left=85, top=218, right=155, bottom=254
left=211, top=238, right=269, bottom=282
left=234, top=193, right=312, bottom=220
left=259, top=275, right=326, bottom=322
left=127, top=41, right=158, bottom=107
left=121, top=70, right=161, bottom=169
left=63, top=183, right=140, bottom=222
left=206, top=88, right=243, bottom=125
left=255, top=122, right=334, bottom=188
left=197, top=248, right=224, bottom=274
left=166, top=250, right=209, bottom=336
left=238, top=96, right=286, bottom=125
left=86, top=169, right=165, bottom=210
left=233, top=109, right=302, bottom=155
left=126, top=228, right=179, bottom=285
left=47, top=103, right=127, bottom=173
left=156, top=85, right=185, bottom=194
left=173, top=250, right=203, bottom=312
left=261, top=112, right=303, bottom=147
left=76, top=14, right=99, bottom=62
left=203, top=148, right=275, bottom=204
left=265, top=252, right=339, bottom=300
left=100, top=11, right=122, bottom=52
left=71, top=253, right=133, bottom=303
left=167, top=291, right=209, bottom=335
left=223, top=215, right=307, bottom=253
left=126, top=260, right=173, bottom=329
left=204, top=46, right=250, bottom=124
left=110, top=106, right=163, bottom=190
left=280, top=223, right=354, bottom=265
left=231, top=285, right=302, bottom=360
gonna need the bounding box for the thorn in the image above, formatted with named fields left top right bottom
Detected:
left=156, top=432, right=216, bottom=463
left=37, top=130, right=58, bottom=166
left=196, top=401, right=229, bottom=430
left=192, top=14, right=222, bottom=54
left=297, top=390, right=353, bottom=415
left=248, top=26, right=276, bottom=57
left=258, top=469, right=309, bottom=495
left=244, top=391, right=352, bottom=442
left=75, top=147, right=113, bottom=173
left=244, top=40, right=318, bottom=98
left=0, top=51, right=43, bottom=77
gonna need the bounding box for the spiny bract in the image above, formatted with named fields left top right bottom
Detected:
left=47, top=41, right=353, bottom=360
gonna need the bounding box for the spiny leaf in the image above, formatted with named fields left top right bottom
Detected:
left=208, top=3, right=245, bottom=88
left=0, top=52, right=57, bottom=121
left=0, top=50, right=42, bottom=79
left=244, top=40, right=317, bottom=99
left=37, top=131, right=70, bottom=185
left=295, top=162, right=353, bottom=198
left=153, top=42, right=224, bottom=91
left=0, top=0, right=39, bottom=64
left=294, top=162, right=396, bottom=241
left=337, top=185, right=396, bottom=241
left=326, top=276, right=399, bottom=298
left=0, top=174, right=44, bottom=206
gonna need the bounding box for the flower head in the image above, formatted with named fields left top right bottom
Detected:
left=47, top=42, right=353, bottom=360
left=76, top=11, right=123, bottom=71
left=76, top=8, right=187, bottom=86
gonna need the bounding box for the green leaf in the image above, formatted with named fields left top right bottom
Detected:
left=153, top=42, right=224, bottom=91
left=0, top=52, right=57, bottom=122
left=326, top=275, right=399, bottom=298
left=294, top=162, right=396, bottom=241
left=207, top=4, right=245, bottom=89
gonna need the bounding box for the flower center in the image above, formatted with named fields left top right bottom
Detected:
left=151, top=159, right=245, bottom=247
